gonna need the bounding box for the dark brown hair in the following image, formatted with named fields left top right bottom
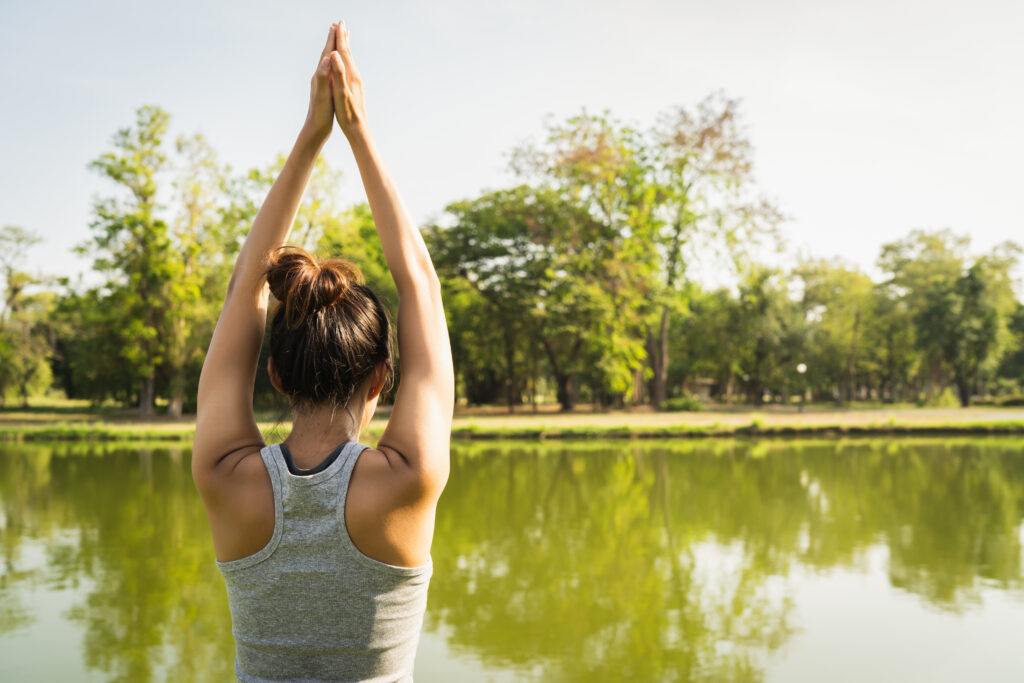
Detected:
left=265, top=244, right=394, bottom=413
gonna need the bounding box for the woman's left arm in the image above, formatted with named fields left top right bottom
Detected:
left=192, top=23, right=339, bottom=484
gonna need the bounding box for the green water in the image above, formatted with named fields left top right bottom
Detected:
left=1, top=439, right=1023, bottom=682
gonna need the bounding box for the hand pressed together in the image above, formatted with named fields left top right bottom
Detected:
left=303, top=20, right=369, bottom=144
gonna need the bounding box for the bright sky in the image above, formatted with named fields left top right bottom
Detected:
left=1, top=0, right=1021, bottom=287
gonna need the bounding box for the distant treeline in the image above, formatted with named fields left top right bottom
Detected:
left=1, top=97, right=1021, bottom=415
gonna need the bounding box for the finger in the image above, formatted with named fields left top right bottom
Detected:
left=315, top=55, right=330, bottom=82
left=329, top=52, right=351, bottom=102
left=319, top=23, right=336, bottom=61
left=336, top=20, right=361, bottom=82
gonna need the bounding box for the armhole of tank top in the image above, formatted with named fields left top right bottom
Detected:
left=336, top=443, right=433, bottom=577
left=216, top=444, right=285, bottom=572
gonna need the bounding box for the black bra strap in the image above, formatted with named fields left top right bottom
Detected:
left=279, top=441, right=348, bottom=476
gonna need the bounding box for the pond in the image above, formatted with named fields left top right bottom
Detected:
left=1, top=438, right=1023, bottom=682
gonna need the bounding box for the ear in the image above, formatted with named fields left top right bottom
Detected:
left=267, top=357, right=285, bottom=394
left=366, top=361, right=387, bottom=401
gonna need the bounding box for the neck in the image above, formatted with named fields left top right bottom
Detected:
left=284, top=400, right=368, bottom=465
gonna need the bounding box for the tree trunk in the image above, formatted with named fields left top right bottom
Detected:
left=645, top=306, right=671, bottom=409
left=955, top=373, right=971, bottom=407
left=167, top=316, right=187, bottom=418
left=168, top=386, right=184, bottom=418
left=504, top=325, right=516, bottom=414
left=19, top=377, right=30, bottom=408
left=631, top=366, right=645, bottom=405
left=530, top=350, right=538, bottom=413
left=139, top=374, right=155, bottom=417
left=554, top=372, right=576, bottom=412
left=539, top=335, right=583, bottom=413
left=846, top=309, right=861, bottom=404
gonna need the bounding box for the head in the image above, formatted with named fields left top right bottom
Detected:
left=264, top=244, right=395, bottom=429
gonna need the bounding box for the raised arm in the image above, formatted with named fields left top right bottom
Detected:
left=192, top=24, right=339, bottom=481
left=330, top=23, right=454, bottom=488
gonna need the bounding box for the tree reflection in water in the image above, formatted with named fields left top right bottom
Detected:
left=0, top=439, right=1022, bottom=681
left=0, top=443, right=235, bottom=682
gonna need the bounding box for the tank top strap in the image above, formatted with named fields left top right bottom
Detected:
left=336, top=440, right=372, bottom=496
left=262, top=442, right=288, bottom=484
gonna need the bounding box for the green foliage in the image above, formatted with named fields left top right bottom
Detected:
left=880, top=232, right=1021, bottom=407
left=428, top=185, right=613, bottom=410
left=48, top=106, right=361, bottom=415
left=998, top=303, right=1024, bottom=384
left=69, top=105, right=177, bottom=415
left=796, top=258, right=874, bottom=404
left=12, top=102, right=1024, bottom=414
left=661, top=395, right=704, bottom=412
left=0, top=226, right=53, bottom=406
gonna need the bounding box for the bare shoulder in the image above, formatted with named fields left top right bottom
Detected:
left=192, top=445, right=276, bottom=563
left=358, top=443, right=448, bottom=500
left=344, top=444, right=446, bottom=568
left=192, top=443, right=268, bottom=500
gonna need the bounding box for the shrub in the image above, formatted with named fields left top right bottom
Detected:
left=661, top=395, right=704, bottom=412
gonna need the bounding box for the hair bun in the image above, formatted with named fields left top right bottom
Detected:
left=266, top=245, right=364, bottom=328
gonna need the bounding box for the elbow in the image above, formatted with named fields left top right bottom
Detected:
left=399, top=268, right=442, bottom=297
left=414, top=257, right=441, bottom=292
left=425, top=271, right=442, bottom=298
left=414, top=456, right=450, bottom=497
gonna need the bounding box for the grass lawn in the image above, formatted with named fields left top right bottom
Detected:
left=2, top=398, right=1023, bottom=441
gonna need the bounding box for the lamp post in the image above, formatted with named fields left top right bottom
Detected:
left=796, top=363, right=807, bottom=413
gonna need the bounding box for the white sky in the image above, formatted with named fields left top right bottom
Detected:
left=1, top=0, right=1021, bottom=287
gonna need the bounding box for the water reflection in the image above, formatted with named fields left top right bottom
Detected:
left=0, top=443, right=235, bottom=682
left=1, top=439, right=1023, bottom=681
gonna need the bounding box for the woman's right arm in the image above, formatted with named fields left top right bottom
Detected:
left=330, top=23, right=454, bottom=495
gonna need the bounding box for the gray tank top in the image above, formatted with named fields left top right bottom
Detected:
left=216, top=441, right=432, bottom=682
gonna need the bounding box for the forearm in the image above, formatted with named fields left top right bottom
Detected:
left=347, top=129, right=438, bottom=292
left=232, top=126, right=327, bottom=293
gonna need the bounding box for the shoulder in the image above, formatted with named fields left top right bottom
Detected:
left=192, top=443, right=270, bottom=502
left=353, top=443, right=449, bottom=504
left=345, top=444, right=444, bottom=567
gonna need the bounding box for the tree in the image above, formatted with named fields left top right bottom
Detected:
left=51, top=283, right=129, bottom=405
left=0, top=226, right=53, bottom=405
left=427, top=186, right=612, bottom=412
left=77, top=105, right=177, bottom=416
left=735, top=266, right=804, bottom=404
left=998, top=302, right=1024, bottom=390
left=164, top=133, right=226, bottom=417
left=796, top=258, right=874, bottom=403
left=866, top=282, right=918, bottom=402
left=879, top=230, right=1020, bottom=405
left=668, top=286, right=745, bottom=402
left=877, top=229, right=968, bottom=401
left=920, top=248, right=1020, bottom=406
left=512, top=97, right=781, bottom=408
left=648, top=92, right=781, bottom=407
left=511, top=112, right=657, bottom=407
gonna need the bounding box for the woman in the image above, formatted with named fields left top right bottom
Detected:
left=192, top=21, right=454, bottom=683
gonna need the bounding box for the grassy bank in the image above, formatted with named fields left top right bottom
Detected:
left=2, top=400, right=1024, bottom=442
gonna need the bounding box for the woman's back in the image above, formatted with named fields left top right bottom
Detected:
left=192, top=20, right=454, bottom=682
left=218, top=442, right=431, bottom=683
